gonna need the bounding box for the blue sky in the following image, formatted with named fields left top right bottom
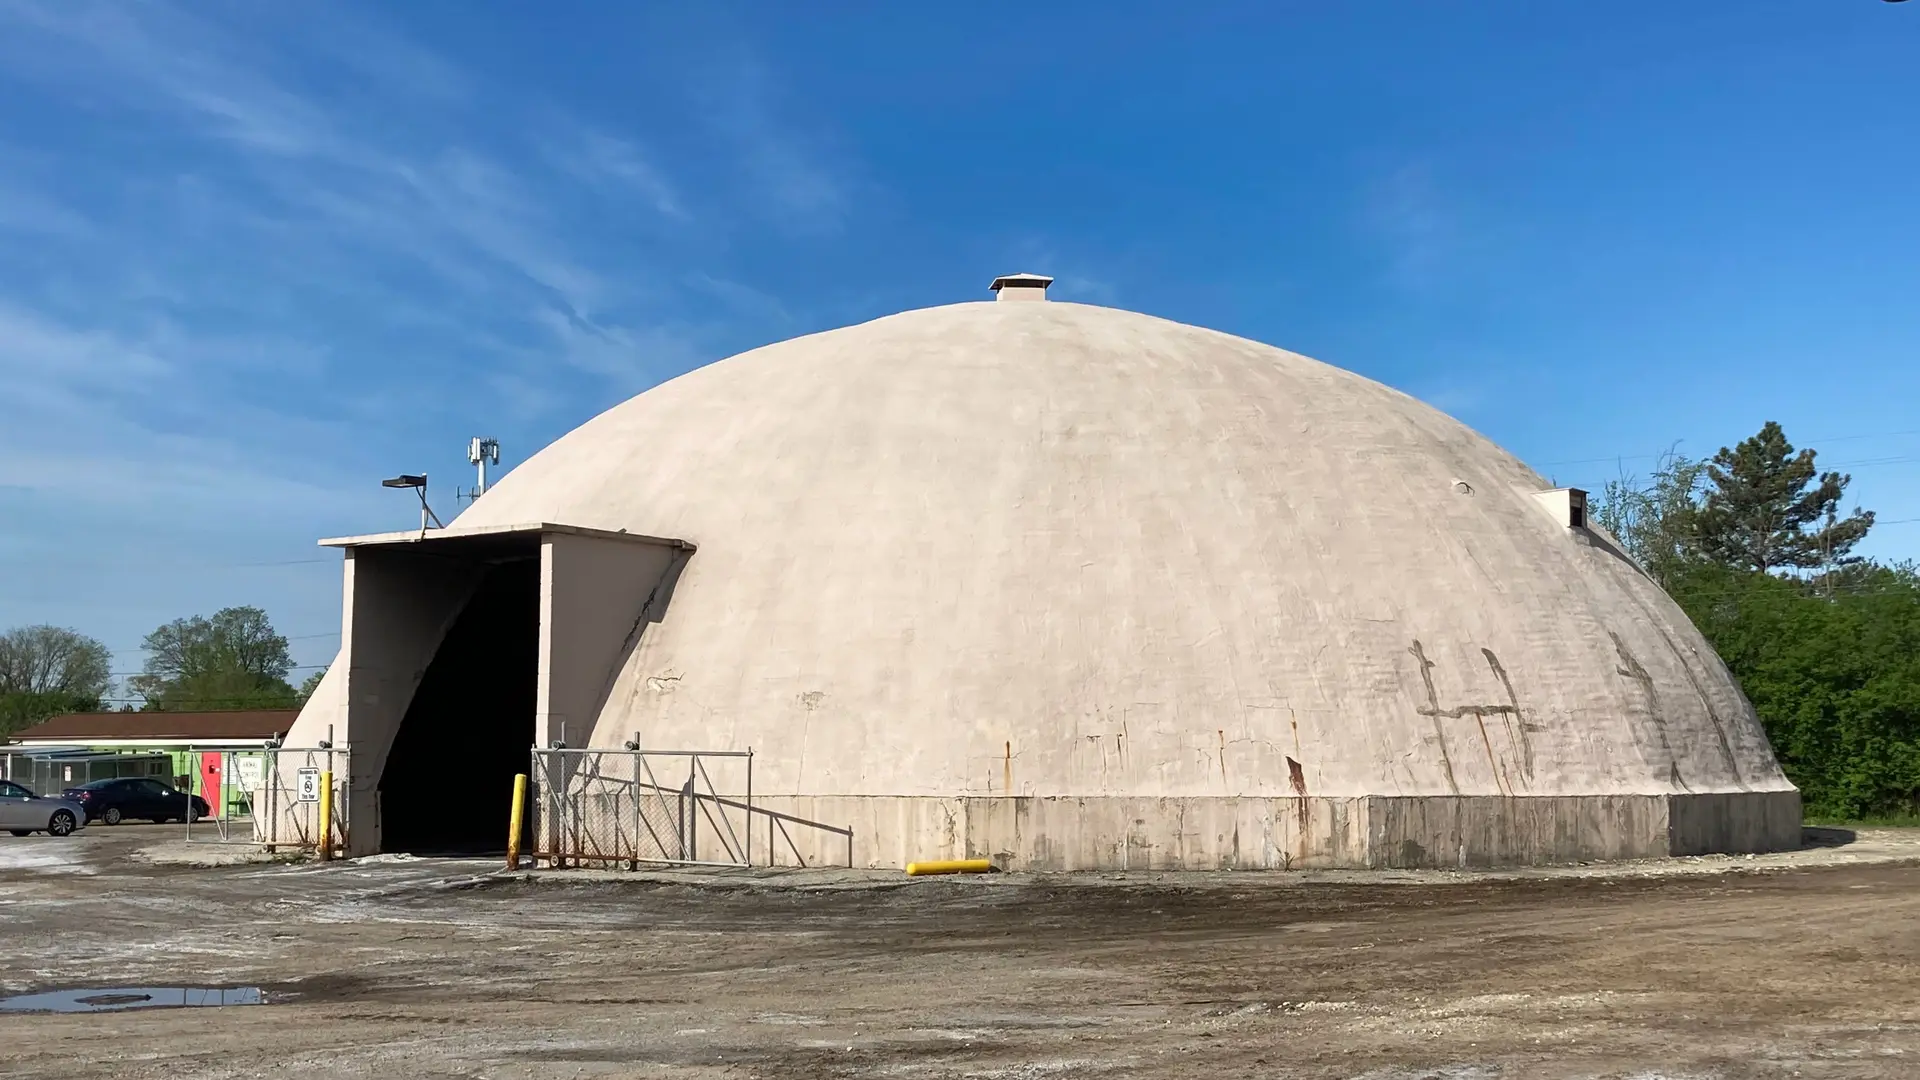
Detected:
left=2, top=2, right=1917, bottom=693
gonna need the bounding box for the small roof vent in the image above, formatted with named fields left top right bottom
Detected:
left=1531, top=487, right=1589, bottom=530
left=990, top=272, right=1053, bottom=302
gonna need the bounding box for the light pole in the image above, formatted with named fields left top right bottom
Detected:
left=381, top=474, right=444, bottom=536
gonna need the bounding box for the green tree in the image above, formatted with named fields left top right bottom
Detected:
left=0, top=625, right=113, bottom=734
left=1593, top=425, right=1920, bottom=819
left=129, top=606, right=298, bottom=710
left=1692, top=421, right=1874, bottom=574
left=0, top=691, right=102, bottom=734
left=298, top=667, right=327, bottom=702
left=1593, top=448, right=1709, bottom=589
left=0, top=624, right=112, bottom=697
left=1671, top=561, right=1920, bottom=819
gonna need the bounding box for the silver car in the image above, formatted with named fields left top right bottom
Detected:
left=0, top=779, right=86, bottom=837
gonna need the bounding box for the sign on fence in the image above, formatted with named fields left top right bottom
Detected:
left=232, top=757, right=264, bottom=792
left=296, top=768, right=321, bottom=804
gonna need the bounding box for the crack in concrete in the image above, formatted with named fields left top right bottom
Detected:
left=1407, top=640, right=1462, bottom=796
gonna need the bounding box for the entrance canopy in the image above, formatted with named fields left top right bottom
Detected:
left=299, top=521, right=694, bottom=854
left=318, top=520, right=692, bottom=556
left=316, top=520, right=694, bottom=749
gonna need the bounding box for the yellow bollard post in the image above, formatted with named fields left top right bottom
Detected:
left=904, top=858, right=992, bottom=876
left=316, top=770, right=334, bottom=862
left=506, top=773, right=528, bottom=871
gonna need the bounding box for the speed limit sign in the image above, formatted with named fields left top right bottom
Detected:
left=296, top=768, right=321, bottom=803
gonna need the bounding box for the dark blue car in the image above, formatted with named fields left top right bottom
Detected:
left=62, top=778, right=210, bottom=825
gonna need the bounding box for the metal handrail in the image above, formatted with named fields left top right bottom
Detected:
left=540, top=748, right=754, bottom=758
left=530, top=747, right=856, bottom=868
left=621, top=777, right=856, bottom=865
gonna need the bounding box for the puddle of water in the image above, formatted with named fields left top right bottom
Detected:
left=0, top=986, right=266, bottom=1013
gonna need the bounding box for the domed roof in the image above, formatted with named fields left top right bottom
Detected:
left=456, top=298, right=1790, bottom=802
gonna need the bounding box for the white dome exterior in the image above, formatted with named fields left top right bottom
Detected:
left=298, top=297, right=1799, bottom=868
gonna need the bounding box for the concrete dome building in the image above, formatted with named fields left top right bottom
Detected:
left=287, top=275, right=1800, bottom=867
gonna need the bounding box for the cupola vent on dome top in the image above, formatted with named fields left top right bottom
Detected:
left=989, top=272, right=1052, bottom=301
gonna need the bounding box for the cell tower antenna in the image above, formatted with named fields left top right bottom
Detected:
left=459, top=437, right=501, bottom=506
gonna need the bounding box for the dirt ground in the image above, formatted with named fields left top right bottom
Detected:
left=3, top=826, right=1920, bottom=1079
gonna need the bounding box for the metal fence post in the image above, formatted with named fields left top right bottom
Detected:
left=262, top=746, right=277, bottom=852
left=317, top=767, right=334, bottom=862
left=183, top=744, right=194, bottom=842
left=745, top=748, right=753, bottom=869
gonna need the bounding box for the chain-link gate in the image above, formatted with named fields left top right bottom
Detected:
left=527, top=748, right=856, bottom=869
left=182, top=747, right=257, bottom=844
left=242, top=747, right=349, bottom=854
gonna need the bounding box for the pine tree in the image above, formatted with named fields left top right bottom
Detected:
left=1692, top=421, right=1874, bottom=574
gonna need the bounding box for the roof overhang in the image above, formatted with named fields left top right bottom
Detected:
left=7, top=739, right=275, bottom=751
left=318, top=521, right=695, bottom=552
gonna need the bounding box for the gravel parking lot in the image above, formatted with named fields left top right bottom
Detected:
left=3, top=825, right=1919, bottom=1079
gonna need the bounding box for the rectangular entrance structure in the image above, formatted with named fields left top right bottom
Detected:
left=274, top=522, right=694, bottom=856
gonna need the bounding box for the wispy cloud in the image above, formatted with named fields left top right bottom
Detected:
left=0, top=0, right=866, bottom=664
left=399, top=150, right=615, bottom=314
left=0, top=167, right=95, bottom=239
left=0, top=304, right=356, bottom=514
left=696, top=51, right=851, bottom=233
left=544, top=126, right=686, bottom=221
left=1363, top=163, right=1462, bottom=293
left=0, top=1, right=339, bottom=157
left=0, top=305, right=169, bottom=415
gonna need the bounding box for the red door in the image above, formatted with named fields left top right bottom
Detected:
left=198, top=753, right=223, bottom=819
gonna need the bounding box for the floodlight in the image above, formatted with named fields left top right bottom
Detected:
left=381, top=472, right=443, bottom=534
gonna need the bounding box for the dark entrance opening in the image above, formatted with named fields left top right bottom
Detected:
left=379, top=558, right=538, bottom=854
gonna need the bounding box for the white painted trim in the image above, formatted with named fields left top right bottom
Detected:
left=318, top=521, right=693, bottom=550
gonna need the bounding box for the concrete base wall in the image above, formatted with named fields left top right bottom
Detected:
left=1667, top=790, right=1805, bottom=856
left=751, top=791, right=1803, bottom=871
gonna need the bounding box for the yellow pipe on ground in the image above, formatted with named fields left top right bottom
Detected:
left=316, top=770, right=333, bottom=863
left=905, top=858, right=992, bottom=876
left=506, top=773, right=527, bottom=871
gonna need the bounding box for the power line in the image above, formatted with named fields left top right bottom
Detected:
left=1560, top=456, right=1920, bottom=481
left=1826, top=455, right=1920, bottom=470
left=231, top=557, right=336, bottom=568
left=104, top=663, right=329, bottom=677
left=1535, top=427, right=1920, bottom=469
left=27, top=555, right=339, bottom=572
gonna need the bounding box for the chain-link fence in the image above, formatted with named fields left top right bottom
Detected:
left=528, top=748, right=854, bottom=869
left=0, top=750, right=172, bottom=796
left=244, top=747, right=350, bottom=854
